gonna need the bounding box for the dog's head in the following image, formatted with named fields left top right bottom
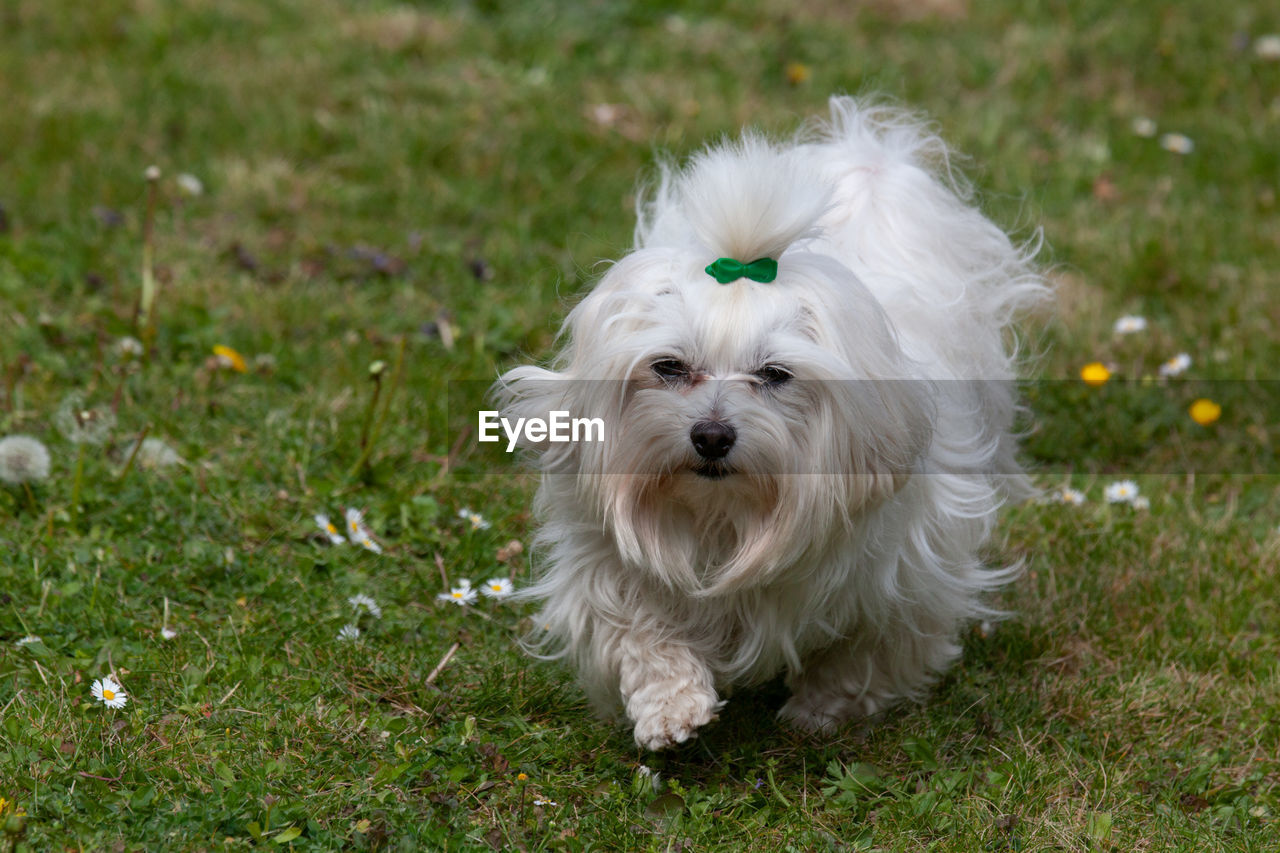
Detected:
left=498, top=136, right=933, bottom=594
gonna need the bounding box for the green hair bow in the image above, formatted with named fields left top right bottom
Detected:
left=704, top=256, right=778, bottom=284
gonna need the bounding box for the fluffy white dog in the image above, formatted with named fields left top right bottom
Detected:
left=498, top=97, right=1047, bottom=750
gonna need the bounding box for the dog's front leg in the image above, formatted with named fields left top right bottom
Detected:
left=615, top=629, right=722, bottom=750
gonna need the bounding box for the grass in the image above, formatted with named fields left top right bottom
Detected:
left=2, top=0, right=1279, bottom=849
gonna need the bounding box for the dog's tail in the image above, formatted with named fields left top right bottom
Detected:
left=636, top=134, right=831, bottom=264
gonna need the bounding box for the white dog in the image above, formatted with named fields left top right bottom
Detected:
left=498, top=97, right=1047, bottom=750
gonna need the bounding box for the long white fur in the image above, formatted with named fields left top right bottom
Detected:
left=498, top=97, right=1048, bottom=749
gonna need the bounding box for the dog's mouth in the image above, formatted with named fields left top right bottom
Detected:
left=692, top=461, right=734, bottom=480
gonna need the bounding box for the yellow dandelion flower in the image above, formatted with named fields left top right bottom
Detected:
left=785, top=62, right=811, bottom=85
left=212, top=345, right=248, bottom=373
left=1189, top=398, right=1221, bottom=426
left=1080, top=362, right=1111, bottom=386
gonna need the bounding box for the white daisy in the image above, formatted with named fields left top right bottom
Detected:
left=348, top=593, right=382, bottom=619
left=481, top=577, right=514, bottom=599
left=1132, top=496, right=1150, bottom=511
left=1113, top=315, right=1147, bottom=334
left=160, top=627, right=178, bottom=640
left=91, top=675, right=128, bottom=709
left=1059, top=487, right=1086, bottom=506
left=175, top=173, right=204, bottom=196
left=344, top=507, right=368, bottom=538
left=458, top=508, right=491, bottom=530
left=533, top=799, right=559, bottom=807
left=1104, top=480, right=1140, bottom=504
left=343, top=508, right=383, bottom=552
left=1257, top=35, right=1280, bottom=61
left=1130, top=116, right=1157, bottom=138
left=1159, top=133, right=1194, bottom=155
left=315, top=514, right=346, bottom=544
left=337, top=624, right=361, bottom=642
left=438, top=581, right=477, bottom=606
left=1157, top=353, right=1192, bottom=378
left=15, top=635, right=41, bottom=647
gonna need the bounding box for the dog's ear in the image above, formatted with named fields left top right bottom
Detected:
left=844, top=378, right=935, bottom=507
left=491, top=365, right=574, bottom=455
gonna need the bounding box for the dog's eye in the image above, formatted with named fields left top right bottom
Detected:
left=651, top=359, right=692, bottom=384
left=753, top=364, right=793, bottom=387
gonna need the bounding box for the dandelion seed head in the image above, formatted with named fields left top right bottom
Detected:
left=0, top=434, right=52, bottom=484
left=55, top=394, right=116, bottom=445
left=134, top=437, right=185, bottom=469
left=117, top=336, right=144, bottom=357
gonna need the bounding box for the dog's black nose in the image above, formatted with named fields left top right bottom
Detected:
left=690, top=420, right=736, bottom=460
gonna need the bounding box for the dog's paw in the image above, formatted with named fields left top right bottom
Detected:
left=777, top=696, right=840, bottom=734
left=778, top=691, right=875, bottom=734
left=628, top=682, right=724, bottom=751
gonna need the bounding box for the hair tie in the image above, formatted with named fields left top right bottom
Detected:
left=704, top=257, right=778, bottom=284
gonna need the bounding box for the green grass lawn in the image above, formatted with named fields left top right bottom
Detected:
left=3, top=0, right=1280, bottom=849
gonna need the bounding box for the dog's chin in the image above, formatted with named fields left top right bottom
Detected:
left=691, top=460, right=735, bottom=480
left=669, top=459, right=777, bottom=511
